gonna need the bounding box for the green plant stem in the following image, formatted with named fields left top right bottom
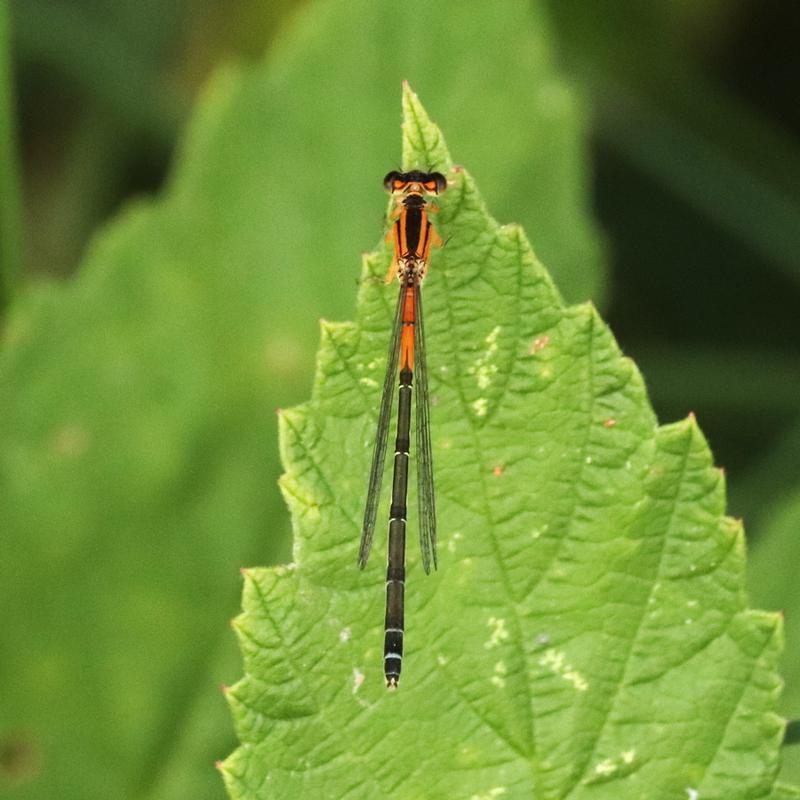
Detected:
left=0, top=0, right=22, bottom=310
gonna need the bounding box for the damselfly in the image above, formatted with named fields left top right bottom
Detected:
left=358, top=169, right=447, bottom=689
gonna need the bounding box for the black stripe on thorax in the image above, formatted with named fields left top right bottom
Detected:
left=402, top=206, right=423, bottom=256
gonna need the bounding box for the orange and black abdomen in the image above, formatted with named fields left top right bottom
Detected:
left=384, top=281, right=417, bottom=688
left=398, top=283, right=417, bottom=372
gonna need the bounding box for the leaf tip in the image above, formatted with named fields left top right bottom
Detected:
left=669, top=410, right=705, bottom=444
left=683, top=411, right=709, bottom=446
left=684, top=412, right=717, bottom=463
left=401, top=86, right=451, bottom=172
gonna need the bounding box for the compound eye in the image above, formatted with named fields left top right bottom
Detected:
left=383, top=171, right=401, bottom=191
left=431, top=172, right=447, bottom=194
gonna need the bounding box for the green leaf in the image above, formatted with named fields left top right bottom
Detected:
left=222, top=86, right=790, bottom=799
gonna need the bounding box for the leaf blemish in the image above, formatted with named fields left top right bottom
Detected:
left=485, top=617, right=510, bottom=649
left=588, top=748, right=635, bottom=780
left=472, top=397, right=489, bottom=417
left=52, top=423, right=90, bottom=457
left=594, top=758, right=617, bottom=776
left=538, top=648, right=588, bottom=691
left=339, top=627, right=351, bottom=643
left=469, top=787, right=507, bottom=800
left=529, top=334, right=550, bottom=354
left=468, top=325, right=502, bottom=390
left=490, top=661, right=508, bottom=688
left=352, top=668, right=365, bottom=694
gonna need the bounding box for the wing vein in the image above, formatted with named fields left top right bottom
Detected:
left=414, top=281, right=437, bottom=573
left=358, top=285, right=404, bottom=568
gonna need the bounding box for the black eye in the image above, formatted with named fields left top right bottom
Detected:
left=383, top=171, right=401, bottom=191
left=431, top=172, right=447, bottom=194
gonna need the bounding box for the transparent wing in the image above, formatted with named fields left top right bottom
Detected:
left=358, top=285, right=404, bottom=568
left=414, top=282, right=437, bottom=574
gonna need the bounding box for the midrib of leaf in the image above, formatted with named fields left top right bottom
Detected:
left=415, top=102, right=543, bottom=758
left=436, top=226, right=537, bottom=763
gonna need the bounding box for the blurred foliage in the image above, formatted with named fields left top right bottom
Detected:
left=1, top=0, right=798, bottom=797
left=751, top=491, right=800, bottom=785
left=0, top=0, right=21, bottom=307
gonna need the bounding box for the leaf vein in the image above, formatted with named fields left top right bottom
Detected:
left=565, top=425, right=696, bottom=795
left=436, top=223, right=539, bottom=782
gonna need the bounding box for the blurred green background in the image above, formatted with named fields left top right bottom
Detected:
left=1, top=0, right=798, bottom=798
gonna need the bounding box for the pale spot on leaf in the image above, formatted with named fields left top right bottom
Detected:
left=485, top=617, right=509, bottom=649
